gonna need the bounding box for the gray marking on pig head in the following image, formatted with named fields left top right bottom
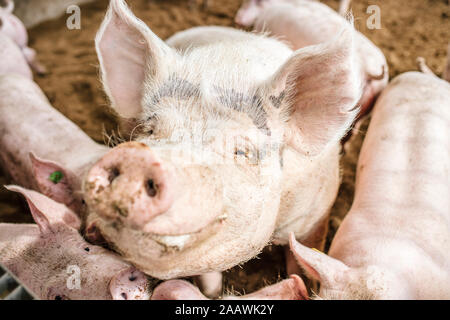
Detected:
left=214, top=86, right=271, bottom=136
left=269, top=91, right=286, bottom=109
left=150, top=74, right=200, bottom=107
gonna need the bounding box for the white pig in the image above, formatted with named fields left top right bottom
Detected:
left=290, top=70, right=450, bottom=299
left=83, top=0, right=363, bottom=287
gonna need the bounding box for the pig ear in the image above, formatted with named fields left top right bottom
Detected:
left=96, top=0, right=176, bottom=118
left=109, top=267, right=151, bottom=300
left=4, top=185, right=81, bottom=233
left=30, top=153, right=80, bottom=211
left=289, top=234, right=349, bottom=287
left=270, top=25, right=362, bottom=156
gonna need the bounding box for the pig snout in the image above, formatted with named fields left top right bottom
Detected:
left=84, top=141, right=174, bottom=229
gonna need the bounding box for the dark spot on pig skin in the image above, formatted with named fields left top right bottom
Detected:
left=215, top=87, right=271, bottom=136
left=84, top=247, right=90, bottom=252
left=108, top=168, right=120, bottom=184
left=150, top=74, right=200, bottom=105
left=269, top=91, right=286, bottom=109
left=121, top=292, right=128, bottom=300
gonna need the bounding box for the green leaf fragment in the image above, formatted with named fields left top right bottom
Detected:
left=49, top=171, right=64, bottom=184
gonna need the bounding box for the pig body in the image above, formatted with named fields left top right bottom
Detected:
left=0, top=32, right=31, bottom=78
left=291, top=71, right=450, bottom=299
left=0, top=74, right=109, bottom=211
left=84, top=0, right=363, bottom=280
left=235, top=0, right=388, bottom=118
left=0, top=186, right=152, bottom=300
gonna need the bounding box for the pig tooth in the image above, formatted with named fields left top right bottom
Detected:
left=153, top=234, right=191, bottom=250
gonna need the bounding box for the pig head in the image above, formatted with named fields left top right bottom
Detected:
left=0, top=185, right=153, bottom=300
left=83, top=0, right=362, bottom=279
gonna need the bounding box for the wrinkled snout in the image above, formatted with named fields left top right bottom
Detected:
left=84, top=141, right=174, bottom=229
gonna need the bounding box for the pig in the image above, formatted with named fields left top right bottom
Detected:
left=151, top=275, right=308, bottom=300
left=0, top=185, right=153, bottom=300
left=0, top=0, right=46, bottom=74
left=0, top=31, right=32, bottom=78
left=83, top=0, right=363, bottom=291
left=235, top=0, right=388, bottom=119
left=0, top=74, right=109, bottom=213
left=290, top=69, right=450, bottom=299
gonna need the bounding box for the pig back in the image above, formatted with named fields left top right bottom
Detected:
left=346, top=72, right=450, bottom=263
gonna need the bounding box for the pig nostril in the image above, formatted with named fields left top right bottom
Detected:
left=145, top=179, right=157, bottom=197
left=121, top=292, right=128, bottom=300
left=129, top=275, right=137, bottom=282
left=108, top=167, right=120, bottom=184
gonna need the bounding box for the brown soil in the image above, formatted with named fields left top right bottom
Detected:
left=0, top=0, right=449, bottom=295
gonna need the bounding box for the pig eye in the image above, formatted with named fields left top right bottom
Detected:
left=234, top=148, right=258, bottom=164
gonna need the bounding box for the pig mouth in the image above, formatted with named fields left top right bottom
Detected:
left=90, top=211, right=227, bottom=253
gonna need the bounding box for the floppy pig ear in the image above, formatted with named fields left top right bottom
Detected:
left=271, top=24, right=362, bottom=156
left=5, top=185, right=81, bottom=233
left=96, top=0, right=177, bottom=118
left=289, top=234, right=349, bottom=287
left=30, top=153, right=81, bottom=212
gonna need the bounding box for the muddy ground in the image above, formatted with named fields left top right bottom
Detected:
left=0, top=0, right=449, bottom=295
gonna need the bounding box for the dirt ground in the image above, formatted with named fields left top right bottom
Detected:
left=0, top=0, right=449, bottom=294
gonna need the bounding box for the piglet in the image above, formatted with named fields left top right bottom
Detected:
left=0, top=185, right=152, bottom=300
left=0, top=74, right=109, bottom=212
left=235, top=0, right=388, bottom=119
left=290, top=69, right=450, bottom=299
left=0, top=31, right=31, bottom=78
left=0, top=0, right=46, bottom=74
left=151, top=275, right=308, bottom=300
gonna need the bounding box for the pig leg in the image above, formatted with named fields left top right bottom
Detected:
left=339, top=0, right=352, bottom=16
left=194, top=271, right=223, bottom=298
left=22, top=47, right=47, bottom=75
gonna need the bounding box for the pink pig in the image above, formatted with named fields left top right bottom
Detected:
left=290, top=67, right=450, bottom=299
left=0, top=0, right=46, bottom=74
left=0, top=185, right=153, bottom=300
left=235, top=0, right=388, bottom=119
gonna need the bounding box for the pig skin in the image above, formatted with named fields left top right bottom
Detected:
left=291, top=71, right=450, bottom=299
